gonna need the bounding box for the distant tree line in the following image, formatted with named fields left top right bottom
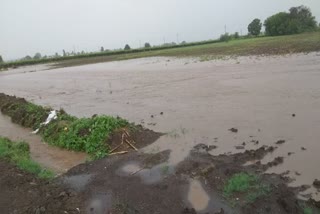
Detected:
left=219, top=5, right=318, bottom=42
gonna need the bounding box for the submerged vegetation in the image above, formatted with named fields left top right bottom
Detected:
left=0, top=137, right=54, bottom=179
left=0, top=93, right=130, bottom=159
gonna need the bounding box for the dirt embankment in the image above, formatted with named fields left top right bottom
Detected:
left=0, top=93, right=162, bottom=158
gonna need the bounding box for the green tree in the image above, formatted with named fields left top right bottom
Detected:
left=264, top=5, right=317, bottom=36
left=63, top=49, right=66, bottom=57
left=0, top=55, right=3, bottom=63
left=289, top=5, right=317, bottom=32
left=144, top=42, right=151, bottom=48
left=234, top=32, right=240, bottom=39
left=248, top=19, right=262, bottom=36
left=100, top=46, right=104, bottom=52
left=124, top=44, right=131, bottom=50
left=220, top=33, right=231, bottom=42
left=24, top=55, right=32, bottom=60
left=33, top=53, right=42, bottom=59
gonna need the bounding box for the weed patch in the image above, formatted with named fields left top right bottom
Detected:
left=0, top=137, right=54, bottom=179
left=223, top=172, right=271, bottom=204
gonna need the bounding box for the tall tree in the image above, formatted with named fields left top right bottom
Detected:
left=124, top=44, right=131, bottom=50
left=0, top=55, right=3, bottom=63
left=248, top=19, right=262, bottom=36
left=264, top=5, right=317, bottom=36
left=100, top=46, right=104, bottom=52
left=63, top=49, right=66, bottom=57
left=33, top=53, right=42, bottom=59
left=144, top=43, right=151, bottom=48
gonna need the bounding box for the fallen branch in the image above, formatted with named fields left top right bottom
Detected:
left=110, top=133, right=125, bottom=153
left=109, top=151, right=128, bottom=155
left=125, top=139, right=138, bottom=151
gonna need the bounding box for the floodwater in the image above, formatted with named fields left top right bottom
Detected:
left=118, top=161, right=173, bottom=184
left=0, top=113, right=87, bottom=173
left=1, top=53, right=320, bottom=199
left=187, top=179, right=210, bottom=211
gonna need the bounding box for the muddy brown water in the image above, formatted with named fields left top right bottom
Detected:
left=0, top=113, right=87, bottom=174
left=1, top=53, right=320, bottom=199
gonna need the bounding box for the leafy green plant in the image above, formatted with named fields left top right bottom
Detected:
left=224, top=172, right=258, bottom=196
left=0, top=137, right=54, bottom=179
left=42, top=115, right=128, bottom=159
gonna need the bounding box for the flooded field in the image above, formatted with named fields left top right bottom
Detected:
left=1, top=53, right=320, bottom=199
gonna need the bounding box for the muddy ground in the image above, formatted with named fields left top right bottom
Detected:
left=1, top=143, right=320, bottom=213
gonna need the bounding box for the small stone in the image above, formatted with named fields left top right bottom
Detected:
left=313, top=179, right=320, bottom=188
left=301, top=147, right=307, bottom=151
left=229, top=128, right=238, bottom=133
left=151, top=115, right=154, bottom=118
left=235, top=146, right=245, bottom=150
left=292, top=114, right=295, bottom=117
left=160, top=112, right=163, bottom=115
left=58, top=191, right=67, bottom=198
left=275, top=140, right=286, bottom=145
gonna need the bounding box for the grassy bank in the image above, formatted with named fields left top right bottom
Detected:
left=0, top=93, right=130, bottom=159
left=1, top=32, right=320, bottom=69
left=0, top=137, right=54, bottom=179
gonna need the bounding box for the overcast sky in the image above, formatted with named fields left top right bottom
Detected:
left=1, top=0, right=320, bottom=60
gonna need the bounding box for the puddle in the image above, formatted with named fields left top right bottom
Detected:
left=86, top=191, right=112, bottom=214
left=0, top=113, right=87, bottom=173
left=63, top=174, right=92, bottom=191
left=117, top=162, right=174, bottom=184
left=1, top=53, right=320, bottom=198
left=187, top=179, right=210, bottom=211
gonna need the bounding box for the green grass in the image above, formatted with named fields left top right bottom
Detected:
left=223, top=172, right=271, bottom=203
left=1, top=32, right=320, bottom=69
left=0, top=137, right=54, bottom=179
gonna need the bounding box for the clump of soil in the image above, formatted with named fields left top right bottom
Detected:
left=313, top=179, right=320, bottom=188
left=275, top=140, right=286, bottom=145
left=229, top=128, right=238, bottom=133
left=108, top=126, right=162, bottom=153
